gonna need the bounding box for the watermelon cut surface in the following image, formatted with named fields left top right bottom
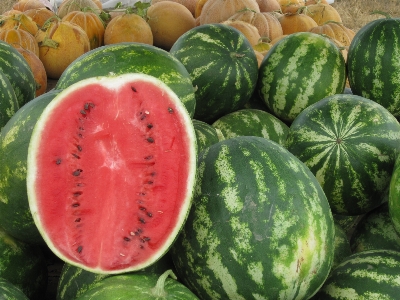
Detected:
left=27, top=74, right=197, bottom=274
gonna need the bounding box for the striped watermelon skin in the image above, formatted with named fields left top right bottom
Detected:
left=56, top=252, right=176, bottom=300
left=0, top=90, right=61, bottom=244
left=192, top=119, right=220, bottom=154
left=332, top=214, right=363, bottom=237
left=332, top=222, right=352, bottom=272
left=55, top=42, right=196, bottom=117
left=171, top=136, right=335, bottom=299
left=0, top=40, right=36, bottom=107
left=350, top=203, right=400, bottom=253
left=286, top=94, right=400, bottom=215
left=0, top=278, right=29, bottom=300
left=170, top=24, right=259, bottom=123
left=389, top=153, right=400, bottom=235
left=211, top=108, right=289, bottom=147
left=257, top=32, right=346, bottom=123
left=347, top=17, right=400, bottom=118
left=0, top=227, right=48, bottom=300
left=313, top=249, right=400, bottom=299
left=74, top=271, right=199, bottom=299
left=0, top=70, right=19, bottom=128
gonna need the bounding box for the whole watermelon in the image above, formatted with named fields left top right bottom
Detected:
left=347, top=15, right=400, bottom=118
left=171, top=136, right=335, bottom=299
left=286, top=94, right=400, bottom=215
left=170, top=24, right=259, bottom=123
left=257, top=32, right=346, bottom=123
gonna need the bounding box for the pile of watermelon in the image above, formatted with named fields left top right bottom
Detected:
left=2, top=4, right=400, bottom=299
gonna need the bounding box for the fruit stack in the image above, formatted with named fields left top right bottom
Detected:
left=1, top=0, right=400, bottom=299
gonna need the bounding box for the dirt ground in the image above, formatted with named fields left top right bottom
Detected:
left=0, top=0, right=18, bottom=14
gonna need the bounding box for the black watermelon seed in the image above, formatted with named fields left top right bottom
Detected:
left=77, top=246, right=83, bottom=253
left=139, top=218, right=146, bottom=224
left=131, top=86, right=137, bottom=92
left=143, top=237, right=150, bottom=242
left=140, top=114, right=146, bottom=120
left=72, top=203, right=80, bottom=207
left=75, top=218, right=81, bottom=222
left=147, top=212, right=153, bottom=217
left=146, top=137, right=154, bottom=143
left=139, top=206, right=146, bottom=211
left=72, top=153, right=80, bottom=159
left=79, top=127, right=84, bottom=131
left=77, top=145, right=82, bottom=152
left=147, top=123, right=153, bottom=129
left=84, top=103, right=89, bottom=110
left=140, top=245, right=144, bottom=249
left=168, top=107, right=174, bottom=113
left=72, top=169, right=82, bottom=176
left=80, top=110, right=86, bottom=115
left=89, top=103, right=95, bottom=108
left=124, top=237, right=131, bottom=242
left=144, top=155, right=153, bottom=160
left=73, top=192, right=82, bottom=197
left=56, top=159, right=61, bottom=165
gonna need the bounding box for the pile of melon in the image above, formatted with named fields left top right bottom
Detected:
left=1, top=0, right=400, bottom=299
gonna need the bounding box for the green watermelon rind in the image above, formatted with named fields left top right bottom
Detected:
left=74, top=270, right=199, bottom=299
left=347, top=17, right=400, bottom=118
left=211, top=108, right=290, bottom=147
left=0, top=277, right=29, bottom=300
left=55, top=42, right=196, bottom=117
left=192, top=119, right=220, bottom=154
left=0, top=40, right=36, bottom=107
left=350, top=202, right=400, bottom=254
left=389, top=154, right=400, bottom=235
left=0, top=227, right=48, bottom=300
left=314, top=249, right=400, bottom=299
left=56, top=251, right=176, bottom=300
left=0, top=90, right=61, bottom=244
left=0, top=70, right=19, bottom=129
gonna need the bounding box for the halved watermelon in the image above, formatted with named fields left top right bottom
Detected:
left=26, top=73, right=197, bottom=274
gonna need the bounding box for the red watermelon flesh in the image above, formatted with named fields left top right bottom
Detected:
left=27, top=74, right=196, bottom=274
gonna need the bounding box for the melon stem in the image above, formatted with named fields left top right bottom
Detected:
left=150, top=269, right=177, bottom=297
